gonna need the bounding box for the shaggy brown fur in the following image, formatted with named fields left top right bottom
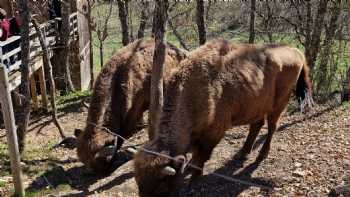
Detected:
left=134, top=39, right=312, bottom=197
left=76, top=39, right=187, bottom=173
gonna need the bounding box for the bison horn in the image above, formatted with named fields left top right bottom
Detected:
left=126, top=147, right=137, bottom=155
left=161, top=166, right=176, bottom=176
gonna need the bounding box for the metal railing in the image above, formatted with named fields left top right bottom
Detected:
left=0, top=12, right=78, bottom=75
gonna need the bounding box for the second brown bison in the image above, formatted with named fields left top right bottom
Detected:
left=134, top=39, right=313, bottom=197
left=75, top=39, right=187, bottom=173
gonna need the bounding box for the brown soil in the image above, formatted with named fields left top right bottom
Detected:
left=0, top=103, right=349, bottom=197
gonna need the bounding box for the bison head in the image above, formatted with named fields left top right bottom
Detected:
left=75, top=127, right=118, bottom=174
left=134, top=141, right=185, bottom=197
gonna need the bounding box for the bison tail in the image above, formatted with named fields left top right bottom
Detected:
left=296, top=62, right=314, bottom=112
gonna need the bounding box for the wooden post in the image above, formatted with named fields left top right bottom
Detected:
left=77, top=0, right=92, bottom=90
left=30, top=75, right=39, bottom=111
left=0, top=64, right=25, bottom=197
left=38, top=66, right=48, bottom=109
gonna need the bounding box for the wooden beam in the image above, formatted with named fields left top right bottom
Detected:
left=0, top=64, right=25, bottom=197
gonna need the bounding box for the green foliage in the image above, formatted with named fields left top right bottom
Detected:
left=90, top=2, right=350, bottom=97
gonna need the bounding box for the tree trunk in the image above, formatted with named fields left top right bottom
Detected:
left=87, top=0, right=94, bottom=89
left=305, top=0, right=328, bottom=71
left=128, top=1, right=134, bottom=41
left=317, top=2, right=341, bottom=94
left=265, top=0, right=273, bottom=43
left=117, top=0, right=130, bottom=46
left=196, top=0, right=206, bottom=45
left=137, top=0, right=149, bottom=39
left=17, top=0, right=31, bottom=153
left=343, top=68, right=350, bottom=102
left=149, top=0, right=169, bottom=139
left=248, top=0, right=256, bottom=43
left=32, top=19, right=66, bottom=139
left=99, top=42, right=104, bottom=68
left=61, top=0, right=75, bottom=92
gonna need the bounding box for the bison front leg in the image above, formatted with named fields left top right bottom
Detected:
left=238, top=119, right=264, bottom=160
left=189, top=133, right=223, bottom=183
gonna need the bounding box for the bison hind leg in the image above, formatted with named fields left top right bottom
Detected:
left=256, top=112, right=281, bottom=161
left=237, top=119, right=265, bottom=160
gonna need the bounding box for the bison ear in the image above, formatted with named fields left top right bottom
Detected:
left=74, top=129, right=83, bottom=137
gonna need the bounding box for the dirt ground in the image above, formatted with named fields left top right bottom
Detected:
left=0, top=102, right=349, bottom=197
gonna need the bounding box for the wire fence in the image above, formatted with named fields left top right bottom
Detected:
left=2, top=91, right=275, bottom=194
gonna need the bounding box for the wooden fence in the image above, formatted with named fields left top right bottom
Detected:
left=0, top=12, right=79, bottom=197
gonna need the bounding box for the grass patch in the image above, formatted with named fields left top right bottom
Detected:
left=0, top=143, right=11, bottom=177
left=26, top=183, right=72, bottom=197
left=343, top=101, right=350, bottom=108
left=57, top=90, right=91, bottom=110
left=26, top=165, right=72, bottom=196
left=0, top=179, right=6, bottom=188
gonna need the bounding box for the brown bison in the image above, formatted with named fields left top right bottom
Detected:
left=134, top=39, right=313, bottom=197
left=75, top=39, right=187, bottom=173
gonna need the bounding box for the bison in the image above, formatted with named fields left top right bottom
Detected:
left=134, top=39, right=313, bottom=197
left=75, top=39, right=187, bottom=173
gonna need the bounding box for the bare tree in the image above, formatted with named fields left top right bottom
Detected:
left=32, top=19, right=66, bottom=140
left=168, top=19, right=189, bottom=50
left=149, top=0, right=169, bottom=139
left=86, top=0, right=95, bottom=89
left=128, top=1, right=134, bottom=41
left=305, top=0, right=329, bottom=70
left=264, top=0, right=273, bottom=43
left=168, top=2, right=189, bottom=50
left=248, top=0, right=256, bottom=43
left=95, top=2, right=113, bottom=67
left=17, top=0, right=31, bottom=152
left=282, top=0, right=329, bottom=70
left=137, top=0, right=149, bottom=39
left=317, top=1, right=341, bottom=94
left=117, top=0, right=130, bottom=46
left=61, top=0, right=75, bottom=91
left=196, top=0, right=206, bottom=45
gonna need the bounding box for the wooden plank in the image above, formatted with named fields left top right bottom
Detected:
left=7, top=60, right=21, bottom=73
left=1, top=47, right=21, bottom=60
left=38, top=66, right=48, bottom=109
left=0, top=64, right=25, bottom=197
left=30, top=75, right=39, bottom=111
left=0, top=36, right=21, bottom=47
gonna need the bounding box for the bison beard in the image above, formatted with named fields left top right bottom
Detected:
left=134, top=39, right=313, bottom=196
left=75, top=39, right=187, bottom=173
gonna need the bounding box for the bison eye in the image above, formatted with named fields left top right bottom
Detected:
left=74, top=129, right=82, bottom=137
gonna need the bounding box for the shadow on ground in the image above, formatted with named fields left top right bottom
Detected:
left=25, top=151, right=133, bottom=196
left=180, top=151, right=275, bottom=197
